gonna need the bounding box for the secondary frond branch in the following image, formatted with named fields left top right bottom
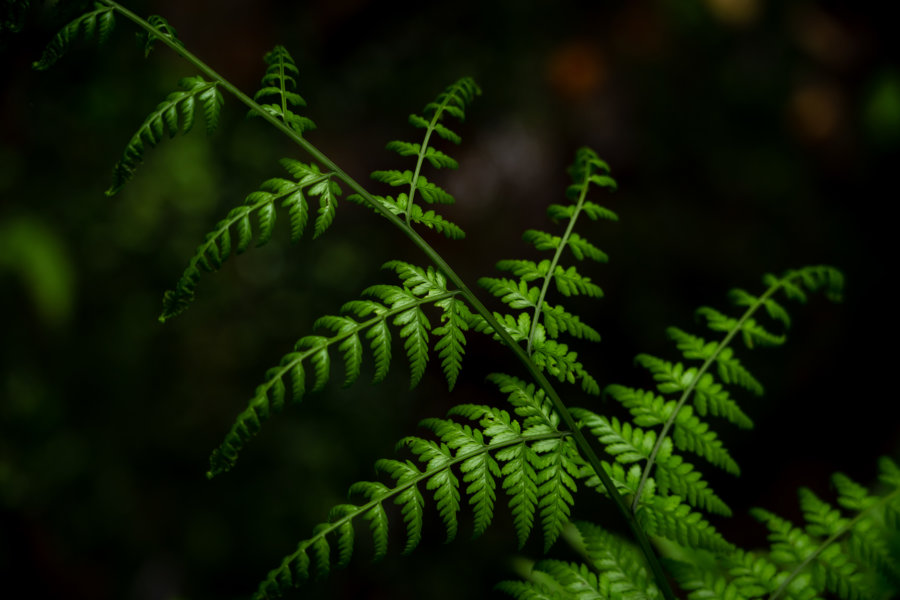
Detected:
left=207, top=289, right=460, bottom=478
left=526, top=147, right=616, bottom=355
left=255, top=420, right=568, bottom=599
left=631, top=266, right=844, bottom=511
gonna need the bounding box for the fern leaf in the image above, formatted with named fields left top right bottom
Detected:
left=552, top=265, right=604, bottom=298
left=534, top=437, right=579, bottom=551
left=433, top=295, right=470, bottom=390
left=498, top=440, right=541, bottom=548
left=370, top=78, right=479, bottom=233
left=395, top=305, right=431, bottom=388
left=252, top=378, right=578, bottom=596
left=107, top=76, right=224, bottom=196
left=460, top=441, right=501, bottom=537
left=33, top=2, right=115, bottom=70
left=375, top=459, right=424, bottom=554
left=159, top=159, right=339, bottom=321
left=250, top=45, right=315, bottom=133
left=314, top=315, right=363, bottom=386
left=530, top=336, right=600, bottom=395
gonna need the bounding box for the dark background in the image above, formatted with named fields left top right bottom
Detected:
left=1, top=0, right=898, bottom=598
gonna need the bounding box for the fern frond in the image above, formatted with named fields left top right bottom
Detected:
left=33, top=2, right=114, bottom=70
left=206, top=262, right=475, bottom=477
left=254, top=382, right=576, bottom=598
left=362, top=77, right=478, bottom=237
left=159, top=159, right=341, bottom=321
left=107, top=76, right=224, bottom=196
left=612, top=266, right=843, bottom=527
left=249, top=45, right=316, bottom=133
left=476, top=148, right=613, bottom=397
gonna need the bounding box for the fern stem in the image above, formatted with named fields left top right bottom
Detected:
left=101, top=4, right=677, bottom=597
left=632, top=273, right=789, bottom=512
left=525, top=170, right=591, bottom=356
left=404, top=91, right=451, bottom=226
left=769, top=484, right=900, bottom=600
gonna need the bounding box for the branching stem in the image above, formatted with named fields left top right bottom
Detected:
left=99, top=3, right=677, bottom=597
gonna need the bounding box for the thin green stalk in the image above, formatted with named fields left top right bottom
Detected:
left=526, top=175, right=591, bottom=355
left=405, top=90, right=453, bottom=226
left=100, top=3, right=678, bottom=597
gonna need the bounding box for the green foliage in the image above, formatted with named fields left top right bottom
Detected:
left=28, top=4, right=896, bottom=600
left=249, top=45, right=315, bottom=134
left=474, top=147, right=615, bottom=396
left=32, top=1, right=115, bottom=70
left=159, top=158, right=341, bottom=321
left=106, top=75, right=224, bottom=195
left=348, top=77, right=479, bottom=239
left=253, top=373, right=582, bottom=599
left=206, top=260, right=475, bottom=478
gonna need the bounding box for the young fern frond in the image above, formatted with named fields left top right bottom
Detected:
left=249, top=45, right=316, bottom=134
left=32, top=1, right=115, bottom=70
left=253, top=372, right=582, bottom=599
left=159, top=158, right=341, bottom=321
left=206, top=261, right=475, bottom=478
left=348, top=77, right=480, bottom=239
left=475, top=147, right=615, bottom=396
left=106, top=75, right=224, bottom=196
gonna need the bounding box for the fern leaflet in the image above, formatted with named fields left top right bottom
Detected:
left=249, top=45, right=315, bottom=134
left=252, top=374, right=579, bottom=598
left=106, top=75, right=224, bottom=196
left=32, top=2, right=115, bottom=71
left=347, top=77, right=479, bottom=238
left=206, top=261, right=475, bottom=478
left=159, top=158, right=341, bottom=321
left=473, top=148, right=614, bottom=396
left=610, top=266, right=843, bottom=515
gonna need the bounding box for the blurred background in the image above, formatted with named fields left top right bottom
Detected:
left=1, top=0, right=898, bottom=598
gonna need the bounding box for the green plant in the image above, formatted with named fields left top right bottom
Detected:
left=24, top=2, right=900, bottom=599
